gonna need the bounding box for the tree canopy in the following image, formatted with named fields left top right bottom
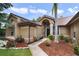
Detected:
left=0, top=3, right=13, bottom=28
left=0, top=3, right=13, bottom=11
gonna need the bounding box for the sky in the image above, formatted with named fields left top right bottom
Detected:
left=3, top=3, right=79, bottom=20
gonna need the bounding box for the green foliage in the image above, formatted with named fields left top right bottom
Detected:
left=32, top=17, right=41, bottom=22
left=58, top=34, right=64, bottom=40
left=0, top=3, right=13, bottom=11
left=74, top=46, right=79, bottom=55
left=45, top=38, right=51, bottom=46
left=64, top=37, right=69, bottom=43
left=58, top=34, right=71, bottom=43
left=0, top=29, right=5, bottom=37
left=6, top=40, right=15, bottom=48
left=48, top=35, right=54, bottom=40
left=0, top=48, right=32, bottom=56
left=32, top=18, right=36, bottom=22
left=52, top=3, right=58, bottom=18
left=36, top=17, right=41, bottom=22
left=0, top=3, right=13, bottom=28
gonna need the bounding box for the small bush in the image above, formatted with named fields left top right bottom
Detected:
left=33, top=36, right=37, bottom=42
left=16, top=36, right=24, bottom=43
left=6, top=40, right=15, bottom=48
left=48, top=35, right=54, bottom=40
left=74, top=46, right=79, bottom=55
left=64, top=37, right=69, bottom=43
left=45, top=39, right=51, bottom=47
left=58, top=34, right=64, bottom=40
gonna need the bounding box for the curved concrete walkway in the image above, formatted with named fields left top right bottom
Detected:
left=28, top=38, right=48, bottom=56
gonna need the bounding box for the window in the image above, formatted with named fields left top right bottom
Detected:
left=10, top=19, right=14, bottom=23
left=57, top=26, right=59, bottom=35
left=11, top=31, right=14, bottom=36
left=73, top=32, right=76, bottom=37
left=53, top=24, right=55, bottom=35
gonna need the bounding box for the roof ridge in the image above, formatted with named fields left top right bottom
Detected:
left=10, top=13, right=30, bottom=22
left=57, top=16, right=73, bottom=19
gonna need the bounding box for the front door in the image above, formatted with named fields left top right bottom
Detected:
left=47, top=28, right=50, bottom=36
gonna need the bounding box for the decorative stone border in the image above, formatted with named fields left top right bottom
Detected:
left=0, top=47, right=29, bottom=49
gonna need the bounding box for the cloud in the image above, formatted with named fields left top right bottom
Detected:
left=48, top=11, right=52, bottom=16
left=57, top=9, right=64, bottom=15
left=48, top=9, right=64, bottom=17
left=68, top=6, right=79, bottom=14
left=10, top=7, right=48, bottom=15
left=10, top=7, right=28, bottom=14
left=29, top=8, right=48, bottom=14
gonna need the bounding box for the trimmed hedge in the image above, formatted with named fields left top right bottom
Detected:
left=74, top=46, right=79, bottom=55
left=58, top=34, right=64, bottom=40
left=48, top=35, right=54, bottom=40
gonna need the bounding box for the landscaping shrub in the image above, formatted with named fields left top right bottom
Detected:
left=16, top=36, right=24, bottom=43
left=45, top=38, right=51, bottom=46
left=48, top=35, right=54, bottom=40
left=6, top=40, right=15, bottom=48
left=74, top=46, right=79, bottom=55
left=58, top=34, right=64, bottom=40
left=33, top=36, right=37, bottom=42
left=64, top=37, right=69, bottom=43
left=0, top=29, right=5, bottom=37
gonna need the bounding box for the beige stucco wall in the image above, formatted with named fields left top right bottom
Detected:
left=6, top=28, right=13, bottom=36
left=59, top=26, right=70, bottom=37
left=36, top=26, right=44, bottom=38
left=6, top=16, right=21, bottom=37
left=19, top=26, right=44, bottom=42
left=6, top=15, right=45, bottom=43
left=70, top=19, right=79, bottom=45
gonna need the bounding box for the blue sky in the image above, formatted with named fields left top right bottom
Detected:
left=3, top=3, right=79, bottom=20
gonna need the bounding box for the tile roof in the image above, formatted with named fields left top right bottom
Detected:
left=10, top=13, right=30, bottom=22
left=8, top=11, right=79, bottom=26
left=39, top=15, right=55, bottom=22
left=9, top=13, right=41, bottom=26
left=56, top=16, right=73, bottom=26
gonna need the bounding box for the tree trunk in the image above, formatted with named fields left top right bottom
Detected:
left=54, top=19, right=59, bottom=43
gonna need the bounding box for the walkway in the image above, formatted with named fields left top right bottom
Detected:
left=28, top=38, right=48, bottom=56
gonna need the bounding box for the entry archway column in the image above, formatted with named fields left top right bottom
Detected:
left=50, top=24, right=53, bottom=35
left=14, top=23, right=18, bottom=38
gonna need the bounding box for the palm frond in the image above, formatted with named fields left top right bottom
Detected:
left=52, top=3, right=58, bottom=18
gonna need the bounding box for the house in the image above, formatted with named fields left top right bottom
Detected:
left=5, top=12, right=79, bottom=44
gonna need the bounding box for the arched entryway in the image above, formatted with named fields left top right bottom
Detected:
left=42, top=20, right=50, bottom=37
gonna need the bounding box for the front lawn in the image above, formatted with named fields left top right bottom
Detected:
left=0, top=48, right=32, bottom=56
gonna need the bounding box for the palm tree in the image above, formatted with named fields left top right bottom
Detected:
left=52, top=3, right=58, bottom=42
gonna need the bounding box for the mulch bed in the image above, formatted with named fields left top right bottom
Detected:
left=16, top=42, right=28, bottom=47
left=39, top=40, right=75, bottom=56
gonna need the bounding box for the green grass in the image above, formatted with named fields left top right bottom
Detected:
left=0, top=48, right=32, bottom=56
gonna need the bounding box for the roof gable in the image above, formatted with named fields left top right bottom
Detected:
left=67, top=12, right=79, bottom=25
left=39, top=15, right=55, bottom=22
left=57, top=16, right=73, bottom=26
